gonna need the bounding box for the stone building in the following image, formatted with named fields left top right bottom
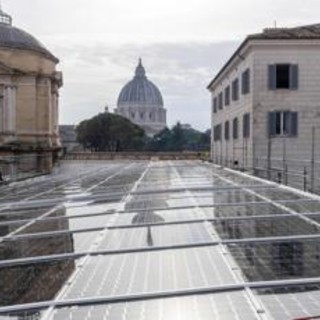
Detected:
left=115, top=59, right=167, bottom=136
left=0, top=7, right=62, bottom=173
left=208, top=24, right=320, bottom=189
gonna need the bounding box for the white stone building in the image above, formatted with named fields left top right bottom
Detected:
left=208, top=24, right=320, bottom=190
left=115, top=59, right=167, bottom=137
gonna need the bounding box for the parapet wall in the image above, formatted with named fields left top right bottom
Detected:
left=63, top=152, right=208, bottom=161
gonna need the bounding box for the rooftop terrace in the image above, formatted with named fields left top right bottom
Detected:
left=0, top=160, right=320, bottom=320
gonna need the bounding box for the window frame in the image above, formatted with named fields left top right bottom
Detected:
left=241, top=69, right=250, bottom=95
left=268, top=111, right=298, bottom=137
left=224, top=121, right=230, bottom=141
left=268, top=64, right=299, bottom=90
left=232, top=78, right=239, bottom=101
left=225, top=86, right=230, bottom=106
left=233, top=117, right=238, bottom=140
left=218, top=92, right=223, bottom=110
left=243, top=113, right=250, bottom=139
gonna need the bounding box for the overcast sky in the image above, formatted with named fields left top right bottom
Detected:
left=4, top=0, right=320, bottom=130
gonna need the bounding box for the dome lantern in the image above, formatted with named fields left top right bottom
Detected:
left=135, top=58, right=146, bottom=78
left=0, top=2, right=12, bottom=25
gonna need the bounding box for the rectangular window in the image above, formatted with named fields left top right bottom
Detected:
left=243, top=113, right=250, bottom=138
left=225, top=86, right=230, bottom=106
left=241, top=69, right=250, bottom=94
left=232, top=78, right=239, bottom=101
left=268, top=111, right=298, bottom=137
left=213, top=97, right=217, bottom=113
left=268, top=64, right=299, bottom=90
left=214, top=124, right=222, bottom=141
left=233, top=117, right=238, bottom=139
left=218, top=92, right=223, bottom=110
left=224, top=121, right=230, bottom=140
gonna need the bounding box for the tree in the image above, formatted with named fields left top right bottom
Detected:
left=145, top=122, right=210, bottom=152
left=76, top=113, right=146, bottom=151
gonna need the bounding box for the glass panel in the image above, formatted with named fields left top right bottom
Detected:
left=98, top=223, right=212, bottom=250
left=50, top=291, right=258, bottom=320
left=63, top=247, right=235, bottom=300
left=227, top=240, right=320, bottom=282
left=0, top=259, right=76, bottom=307
left=213, top=215, right=319, bottom=240
left=0, top=231, right=98, bottom=260
left=257, top=285, right=320, bottom=320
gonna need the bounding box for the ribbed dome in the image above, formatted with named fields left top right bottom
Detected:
left=0, top=8, right=58, bottom=62
left=117, top=59, right=164, bottom=108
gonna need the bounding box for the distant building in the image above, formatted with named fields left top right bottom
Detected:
left=115, top=59, right=167, bottom=136
left=208, top=24, right=320, bottom=188
left=59, top=125, right=80, bottom=153
left=0, top=7, right=62, bottom=172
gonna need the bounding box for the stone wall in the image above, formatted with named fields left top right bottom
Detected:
left=63, top=152, right=207, bottom=161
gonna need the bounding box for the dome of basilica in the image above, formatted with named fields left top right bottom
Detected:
left=117, top=59, right=164, bottom=108
left=0, top=8, right=58, bottom=62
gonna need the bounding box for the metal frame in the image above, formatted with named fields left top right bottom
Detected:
left=2, top=161, right=320, bottom=318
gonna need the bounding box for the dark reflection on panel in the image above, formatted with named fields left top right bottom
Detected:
left=213, top=216, right=320, bottom=240
left=228, top=241, right=320, bottom=282
left=0, top=206, right=75, bottom=308
left=0, top=260, right=74, bottom=307
left=0, top=207, right=74, bottom=260
left=0, top=207, right=56, bottom=236
left=210, top=187, right=288, bottom=223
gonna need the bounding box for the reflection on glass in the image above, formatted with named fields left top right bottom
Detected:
left=0, top=206, right=75, bottom=308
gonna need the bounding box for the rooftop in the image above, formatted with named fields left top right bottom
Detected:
left=1, top=161, right=320, bottom=319
left=207, top=23, right=320, bottom=89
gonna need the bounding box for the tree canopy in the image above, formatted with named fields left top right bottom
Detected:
left=76, top=113, right=146, bottom=151
left=146, top=122, right=210, bottom=152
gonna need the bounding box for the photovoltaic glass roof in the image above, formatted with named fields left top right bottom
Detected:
left=1, top=160, right=320, bottom=320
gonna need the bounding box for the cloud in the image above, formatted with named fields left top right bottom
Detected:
left=53, top=40, right=238, bottom=130
left=5, top=0, right=320, bottom=130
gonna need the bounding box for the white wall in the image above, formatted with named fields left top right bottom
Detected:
left=252, top=42, right=320, bottom=187
left=210, top=50, right=254, bottom=169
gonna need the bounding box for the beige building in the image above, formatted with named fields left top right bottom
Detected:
left=115, top=59, right=167, bottom=136
left=208, top=24, right=320, bottom=190
left=0, top=7, right=62, bottom=173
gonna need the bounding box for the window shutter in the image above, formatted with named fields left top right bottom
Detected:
left=268, top=112, right=277, bottom=136
left=243, top=113, right=250, bottom=138
left=246, top=69, right=250, bottom=94
left=233, top=118, right=238, bottom=139
left=290, top=112, right=298, bottom=136
left=241, top=72, right=245, bottom=94
left=268, top=65, right=276, bottom=90
left=290, top=64, right=299, bottom=90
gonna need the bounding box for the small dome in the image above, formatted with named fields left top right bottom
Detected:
left=0, top=8, right=58, bottom=62
left=117, top=59, right=164, bottom=108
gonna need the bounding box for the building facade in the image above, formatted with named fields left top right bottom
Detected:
left=115, top=59, right=167, bottom=136
left=0, top=7, right=62, bottom=174
left=208, top=24, right=320, bottom=190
